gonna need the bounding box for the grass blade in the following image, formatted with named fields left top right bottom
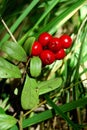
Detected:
left=33, top=0, right=60, bottom=29
left=45, top=95, right=79, bottom=130
left=0, top=0, right=39, bottom=47
left=38, top=0, right=86, bottom=35
left=22, top=97, right=87, bottom=128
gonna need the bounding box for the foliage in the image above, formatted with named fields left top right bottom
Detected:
left=0, top=0, right=87, bottom=129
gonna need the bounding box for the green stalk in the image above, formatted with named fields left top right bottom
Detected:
left=72, top=17, right=87, bottom=125
left=0, top=0, right=39, bottom=47
left=18, top=0, right=60, bottom=45
left=74, top=17, right=87, bottom=80
left=45, top=95, right=79, bottom=130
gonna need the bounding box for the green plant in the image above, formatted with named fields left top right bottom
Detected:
left=0, top=0, right=87, bottom=130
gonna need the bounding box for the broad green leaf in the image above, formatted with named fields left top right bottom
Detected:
left=0, top=107, right=5, bottom=114
left=0, top=41, right=27, bottom=62
left=0, top=114, right=17, bottom=130
left=0, top=57, right=21, bottom=78
left=30, top=56, right=42, bottom=77
left=21, top=75, right=39, bottom=110
left=23, top=37, right=35, bottom=55
left=38, top=78, right=62, bottom=95
left=9, top=125, right=18, bottom=130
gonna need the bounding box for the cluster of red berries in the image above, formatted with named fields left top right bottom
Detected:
left=31, top=32, right=72, bottom=65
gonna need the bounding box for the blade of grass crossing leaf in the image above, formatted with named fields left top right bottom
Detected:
left=45, top=95, right=82, bottom=130
left=0, top=0, right=39, bottom=47
left=22, top=97, right=87, bottom=128
left=23, top=110, right=53, bottom=128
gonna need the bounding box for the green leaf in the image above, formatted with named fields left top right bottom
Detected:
left=9, top=125, right=18, bottom=130
left=30, top=56, right=42, bottom=77
left=38, top=78, right=62, bottom=95
left=0, top=107, right=5, bottom=114
left=0, top=57, right=21, bottom=78
left=45, top=95, right=79, bottom=130
left=22, top=97, right=87, bottom=128
left=21, top=75, right=39, bottom=110
left=23, top=37, right=35, bottom=55
left=0, top=41, right=27, bottom=62
left=0, top=114, right=17, bottom=130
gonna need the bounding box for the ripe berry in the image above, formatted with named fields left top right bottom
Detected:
left=48, top=37, right=62, bottom=53
left=31, top=41, right=42, bottom=56
left=60, top=34, right=72, bottom=49
left=55, top=49, right=66, bottom=60
left=40, top=50, right=55, bottom=65
left=38, top=32, right=52, bottom=47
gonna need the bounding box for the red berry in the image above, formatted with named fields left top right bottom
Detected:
left=31, top=41, right=42, bottom=56
left=38, top=32, right=52, bottom=47
left=55, top=49, right=66, bottom=60
left=48, top=37, right=62, bottom=53
left=60, top=34, right=72, bottom=49
left=40, top=50, right=55, bottom=65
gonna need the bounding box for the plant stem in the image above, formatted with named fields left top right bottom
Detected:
left=74, top=16, right=87, bottom=80
left=18, top=111, right=23, bottom=130
left=1, top=17, right=17, bottom=43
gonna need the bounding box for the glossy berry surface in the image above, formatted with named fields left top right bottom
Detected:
left=31, top=41, right=42, bottom=56
left=48, top=37, right=62, bottom=53
left=55, top=49, right=66, bottom=60
left=40, top=50, right=55, bottom=65
left=38, top=32, right=52, bottom=47
left=60, top=34, right=72, bottom=49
